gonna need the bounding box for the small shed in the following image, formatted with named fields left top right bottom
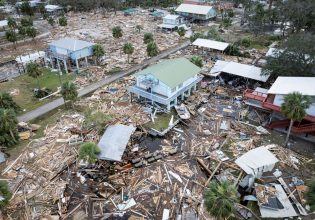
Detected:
left=98, top=124, right=136, bottom=162
left=192, top=38, right=229, bottom=52
left=235, top=147, right=279, bottom=178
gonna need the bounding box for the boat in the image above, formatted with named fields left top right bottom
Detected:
left=175, top=104, right=190, bottom=120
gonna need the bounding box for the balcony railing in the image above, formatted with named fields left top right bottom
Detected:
left=45, top=49, right=69, bottom=60
left=128, top=77, right=203, bottom=106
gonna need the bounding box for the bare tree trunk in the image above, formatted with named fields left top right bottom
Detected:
left=285, top=119, right=294, bottom=147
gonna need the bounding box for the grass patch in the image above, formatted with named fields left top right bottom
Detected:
left=0, top=68, right=74, bottom=114
left=144, top=109, right=178, bottom=132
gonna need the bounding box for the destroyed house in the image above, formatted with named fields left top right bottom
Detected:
left=244, top=77, right=315, bottom=134
left=175, top=4, right=216, bottom=21
left=45, top=38, right=95, bottom=73
left=158, top=15, right=185, bottom=30
left=209, top=60, right=270, bottom=84
left=128, top=58, right=202, bottom=110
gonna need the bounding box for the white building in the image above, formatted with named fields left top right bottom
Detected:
left=128, top=58, right=202, bottom=110
left=158, top=14, right=185, bottom=31
left=175, top=4, right=217, bottom=21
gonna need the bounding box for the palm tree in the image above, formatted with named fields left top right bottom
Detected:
left=177, top=27, right=186, bottom=38
left=26, top=26, right=37, bottom=41
left=47, top=17, right=55, bottom=27
left=59, top=16, right=67, bottom=26
left=7, top=17, right=17, bottom=30
left=190, top=56, right=203, bottom=68
left=305, top=178, right=315, bottom=212
left=281, top=92, right=312, bottom=146
left=0, top=108, right=19, bottom=147
left=123, top=42, right=134, bottom=63
left=135, top=25, right=143, bottom=33
left=0, top=92, right=21, bottom=113
left=79, top=142, right=101, bottom=164
left=147, top=41, right=158, bottom=57
left=5, top=30, right=17, bottom=49
left=93, top=44, right=105, bottom=65
left=26, top=61, right=42, bottom=89
left=61, top=81, right=78, bottom=109
left=18, top=25, right=27, bottom=41
left=143, top=32, right=154, bottom=44
left=0, top=181, right=12, bottom=208
left=112, top=26, right=123, bottom=38
left=205, top=181, right=238, bottom=219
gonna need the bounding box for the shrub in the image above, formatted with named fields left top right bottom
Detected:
left=79, top=142, right=101, bottom=164
left=0, top=181, right=12, bottom=208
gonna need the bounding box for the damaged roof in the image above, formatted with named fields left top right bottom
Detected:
left=135, top=58, right=201, bottom=89
left=193, top=38, right=229, bottom=51
left=98, top=124, right=136, bottom=162
left=235, top=146, right=279, bottom=177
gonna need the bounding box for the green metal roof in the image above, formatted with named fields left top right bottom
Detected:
left=150, top=11, right=164, bottom=17
left=123, top=8, right=138, bottom=14
left=135, top=58, right=201, bottom=89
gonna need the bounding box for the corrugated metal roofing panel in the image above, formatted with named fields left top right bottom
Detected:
left=98, top=124, right=136, bottom=162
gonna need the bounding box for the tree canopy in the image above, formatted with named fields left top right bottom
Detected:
left=0, top=181, right=12, bottom=208
left=205, top=181, right=238, bottom=219
left=147, top=41, right=158, bottom=57
left=61, top=81, right=78, bottom=108
left=177, top=27, right=186, bottom=37
left=0, top=108, right=19, bottom=148
left=112, top=26, right=123, bottom=38
left=93, top=44, right=105, bottom=64
left=143, top=32, right=154, bottom=44
left=123, top=42, right=134, bottom=63
left=305, top=178, right=315, bottom=212
left=59, top=16, right=68, bottom=26
left=26, top=62, right=42, bottom=88
left=0, top=92, right=21, bottom=114
left=262, top=33, right=315, bottom=79
left=281, top=92, right=312, bottom=146
left=190, top=56, right=203, bottom=68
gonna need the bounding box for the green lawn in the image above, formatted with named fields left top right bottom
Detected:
left=0, top=68, right=74, bottom=114
left=144, top=109, right=179, bottom=132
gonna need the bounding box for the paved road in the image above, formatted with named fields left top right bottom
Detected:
left=0, top=20, right=50, bottom=49
left=18, top=41, right=191, bottom=122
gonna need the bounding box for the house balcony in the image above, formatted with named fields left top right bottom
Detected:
left=128, top=77, right=203, bottom=106
left=45, top=49, right=69, bottom=61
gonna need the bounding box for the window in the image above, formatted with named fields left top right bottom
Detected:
left=171, top=87, right=176, bottom=93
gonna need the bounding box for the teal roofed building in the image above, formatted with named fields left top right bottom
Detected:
left=123, top=8, right=138, bottom=16
left=128, top=58, right=203, bottom=110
